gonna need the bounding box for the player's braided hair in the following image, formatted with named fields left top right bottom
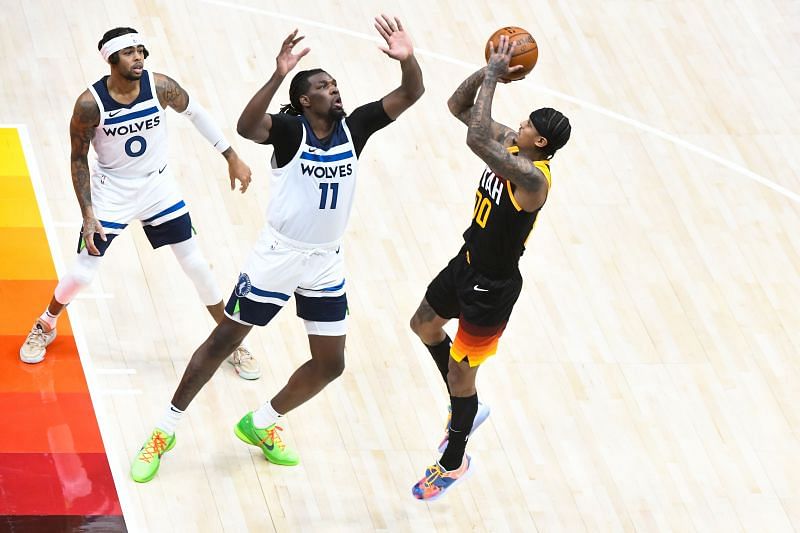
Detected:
left=279, top=68, right=326, bottom=115
left=530, top=107, right=571, bottom=159
left=97, top=27, right=150, bottom=64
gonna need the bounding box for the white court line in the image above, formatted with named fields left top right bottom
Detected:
left=198, top=0, right=800, bottom=205
left=97, top=389, right=143, bottom=396
left=10, top=125, right=141, bottom=533
left=74, top=292, right=115, bottom=300
left=95, top=368, right=138, bottom=375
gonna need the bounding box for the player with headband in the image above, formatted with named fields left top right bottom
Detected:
left=19, top=27, right=263, bottom=383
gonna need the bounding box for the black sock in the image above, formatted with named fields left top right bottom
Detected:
left=439, top=393, right=478, bottom=471
left=425, top=334, right=452, bottom=393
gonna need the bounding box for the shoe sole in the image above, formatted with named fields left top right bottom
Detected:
left=413, top=457, right=475, bottom=502
left=19, top=331, right=57, bottom=364
left=437, top=404, right=491, bottom=453
left=227, top=358, right=262, bottom=380
left=234, top=425, right=299, bottom=466
left=131, top=436, right=176, bottom=483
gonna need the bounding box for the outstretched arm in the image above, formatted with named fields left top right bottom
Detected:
left=374, top=14, right=424, bottom=120
left=155, top=73, right=252, bottom=193
left=237, top=30, right=309, bottom=143
left=448, top=67, right=515, bottom=143
left=466, top=37, right=547, bottom=205
left=69, top=91, right=105, bottom=255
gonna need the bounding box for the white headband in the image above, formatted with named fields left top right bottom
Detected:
left=100, top=33, right=146, bottom=61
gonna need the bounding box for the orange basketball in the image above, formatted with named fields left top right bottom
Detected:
left=484, top=26, right=538, bottom=80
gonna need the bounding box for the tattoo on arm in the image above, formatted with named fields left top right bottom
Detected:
left=69, top=94, right=99, bottom=214
left=156, top=73, right=190, bottom=112
left=467, top=79, right=545, bottom=192
left=448, top=69, right=515, bottom=142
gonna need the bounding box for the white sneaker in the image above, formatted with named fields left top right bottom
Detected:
left=20, top=319, right=57, bottom=364
left=437, top=401, right=491, bottom=453
left=228, top=345, right=261, bottom=380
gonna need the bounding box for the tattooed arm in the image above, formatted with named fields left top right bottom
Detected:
left=69, top=91, right=105, bottom=255
left=466, top=38, right=547, bottom=211
left=155, top=73, right=252, bottom=193
left=447, top=68, right=515, bottom=144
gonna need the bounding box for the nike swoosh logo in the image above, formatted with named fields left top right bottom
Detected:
left=473, top=285, right=489, bottom=292
left=108, top=109, right=123, bottom=117
left=308, top=147, right=317, bottom=152
left=264, top=441, right=274, bottom=451
left=158, top=165, right=167, bottom=174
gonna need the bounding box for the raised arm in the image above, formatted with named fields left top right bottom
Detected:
left=466, top=37, right=547, bottom=209
left=69, top=91, right=105, bottom=255
left=373, top=15, right=424, bottom=120
left=448, top=68, right=515, bottom=144
left=237, top=30, right=309, bottom=143
left=155, top=73, right=252, bottom=193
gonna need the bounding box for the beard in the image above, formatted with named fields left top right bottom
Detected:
left=329, top=107, right=346, bottom=120
left=122, top=70, right=143, bottom=81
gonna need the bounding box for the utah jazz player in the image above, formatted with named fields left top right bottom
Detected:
left=409, top=36, right=571, bottom=500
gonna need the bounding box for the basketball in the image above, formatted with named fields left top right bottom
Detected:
left=484, top=27, right=538, bottom=80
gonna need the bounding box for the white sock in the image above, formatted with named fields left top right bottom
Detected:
left=252, top=400, right=282, bottom=429
left=38, top=309, right=59, bottom=330
left=157, top=404, right=184, bottom=435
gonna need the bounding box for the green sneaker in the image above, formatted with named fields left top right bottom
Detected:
left=234, top=412, right=300, bottom=466
left=130, top=428, right=176, bottom=483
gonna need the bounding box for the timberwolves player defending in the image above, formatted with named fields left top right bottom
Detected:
left=409, top=36, right=571, bottom=500
left=19, top=28, right=262, bottom=380
left=129, top=15, right=423, bottom=482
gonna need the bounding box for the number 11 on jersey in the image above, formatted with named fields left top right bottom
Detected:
left=319, top=182, right=339, bottom=209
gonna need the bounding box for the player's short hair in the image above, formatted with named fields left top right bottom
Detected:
left=97, top=27, right=150, bottom=64
left=279, top=68, right=327, bottom=115
left=530, top=108, right=571, bottom=158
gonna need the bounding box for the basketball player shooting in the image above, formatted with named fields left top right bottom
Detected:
left=408, top=35, right=572, bottom=500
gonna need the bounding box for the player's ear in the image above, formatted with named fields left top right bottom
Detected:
left=535, top=136, right=549, bottom=149
left=298, top=95, right=311, bottom=108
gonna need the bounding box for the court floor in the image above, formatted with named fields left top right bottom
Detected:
left=1, top=0, right=799, bottom=531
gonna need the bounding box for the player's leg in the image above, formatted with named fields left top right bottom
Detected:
left=410, top=254, right=463, bottom=390
left=132, top=235, right=300, bottom=481
left=412, top=268, right=522, bottom=501
left=236, top=245, right=347, bottom=466
left=168, top=237, right=261, bottom=380
left=20, top=186, right=126, bottom=363
left=139, top=172, right=261, bottom=379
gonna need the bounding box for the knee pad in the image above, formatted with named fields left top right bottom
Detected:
left=170, top=239, right=222, bottom=306
left=54, top=252, right=102, bottom=304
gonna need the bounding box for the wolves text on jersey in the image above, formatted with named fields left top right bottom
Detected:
left=102, top=116, right=161, bottom=137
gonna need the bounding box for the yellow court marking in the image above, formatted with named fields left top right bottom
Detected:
left=0, top=129, right=31, bottom=178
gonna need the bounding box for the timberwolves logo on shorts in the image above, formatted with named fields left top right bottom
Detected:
left=235, top=273, right=252, bottom=297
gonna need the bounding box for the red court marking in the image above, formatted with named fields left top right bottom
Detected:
left=0, top=452, right=122, bottom=515
left=0, top=280, right=73, bottom=336
left=0, top=392, right=105, bottom=453
left=0, top=336, right=87, bottom=393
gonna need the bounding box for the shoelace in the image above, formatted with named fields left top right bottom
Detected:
left=233, top=347, right=254, bottom=364
left=258, top=425, right=286, bottom=451
left=26, top=325, right=49, bottom=348
left=423, top=464, right=445, bottom=488
left=139, top=432, right=169, bottom=463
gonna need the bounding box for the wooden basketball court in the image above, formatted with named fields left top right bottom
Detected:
left=2, top=0, right=799, bottom=531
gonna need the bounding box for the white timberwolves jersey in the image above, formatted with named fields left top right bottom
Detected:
left=87, top=70, right=168, bottom=178
left=268, top=117, right=358, bottom=245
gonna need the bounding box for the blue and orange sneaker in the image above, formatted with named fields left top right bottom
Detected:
left=411, top=455, right=473, bottom=501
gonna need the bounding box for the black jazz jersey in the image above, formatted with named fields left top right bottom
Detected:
left=461, top=158, right=552, bottom=278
